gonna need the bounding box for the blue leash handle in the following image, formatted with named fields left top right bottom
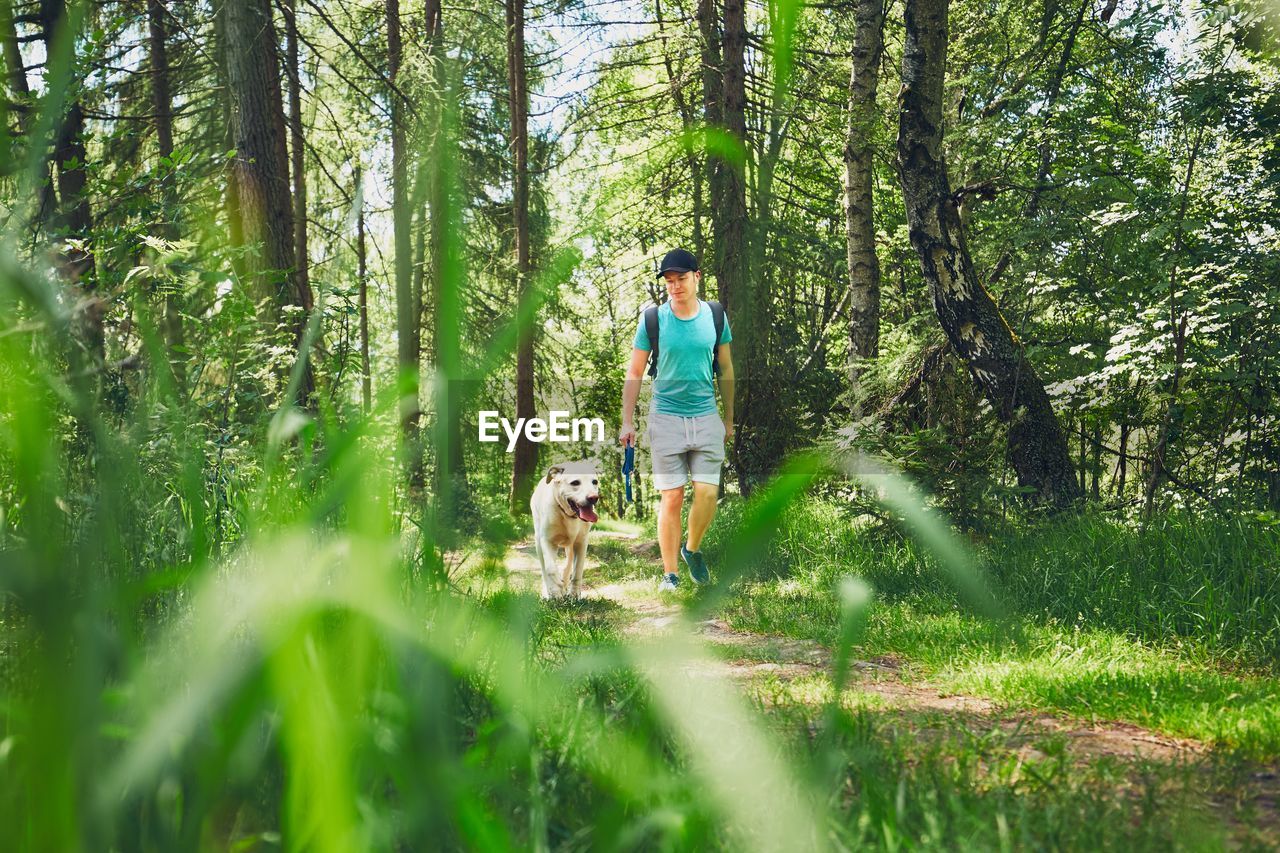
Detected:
left=622, top=443, right=635, bottom=502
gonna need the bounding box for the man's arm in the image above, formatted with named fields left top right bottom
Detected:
left=716, top=343, right=734, bottom=442
left=619, top=347, right=650, bottom=446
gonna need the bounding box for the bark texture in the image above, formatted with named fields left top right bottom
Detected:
left=507, top=0, right=537, bottom=513
left=715, top=0, right=747, bottom=314
left=387, top=0, right=422, bottom=481
left=356, top=167, right=371, bottom=414
left=896, top=0, right=1081, bottom=509
left=148, top=0, right=185, bottom=388
left=282, top=0, right=310, bottom=313
left=222, top=0, right=303, bottom=328
left=40, top=0, right=100, bottom=364
left=718, top=0, right=761, bottom=491
left=844, top=0, right=885, bottom=384
left=283, top=0, right=316, bottom=400
left=426, top=0, right=468, bottom=520
left=697, top=0, right=723, bottom=286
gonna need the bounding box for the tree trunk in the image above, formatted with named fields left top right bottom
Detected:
left=426, top=0, right=468, bottom=522
left=214, top=4, right=246, bottom=284
left=222, top=0, right=303, bottom=349
left=356, top=167, right=371, bottom=415
left=507, top=0, right=536, bottom=514
left=1118, top=426, right=1129, bottom=496
left=387, top=0, right=422, bottom=484
left=1, top=0, right=28, bottom=112
left=282, top=0, right=312, bottom=316
left=148, top=0, right=185, bottom=390
left=896, top=0, right=1081, bottom=509
left=281, top=0, right=313, bottom=402
left=716, top=0, right=747, bottom=313
left=697, top=0, right=723, bottom=285
left=4, top=0, right=57, bottom=222
left=844, top=0, right=884, bottom=399
left=719, top=0, right=758, bottom=492
left=41, top=0, right=100, bottom=366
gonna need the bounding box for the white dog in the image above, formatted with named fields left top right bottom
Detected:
left=529, top=461, right=600, bottom=599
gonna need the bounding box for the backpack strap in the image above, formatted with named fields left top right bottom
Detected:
left=708, top=300, right=725, bottom=375
left=644, top=305, right=660, bottom=377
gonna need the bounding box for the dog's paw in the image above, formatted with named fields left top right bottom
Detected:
left=541, top=583, right=564, bottom=600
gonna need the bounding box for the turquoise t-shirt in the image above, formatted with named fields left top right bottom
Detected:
left=632, top=300, right=733, bottom=417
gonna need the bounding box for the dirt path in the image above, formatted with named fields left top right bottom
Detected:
left=503, top=532, right=1279, bottom=842
left=507, top=532, right=1196, bottom=761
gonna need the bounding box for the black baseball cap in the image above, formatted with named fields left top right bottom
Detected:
left=657, top=248, right=699, bottom=278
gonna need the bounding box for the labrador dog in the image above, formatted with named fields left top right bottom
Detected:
left=530, top=461, right=600, bottom=599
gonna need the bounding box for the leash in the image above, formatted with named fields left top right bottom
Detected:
left=621, top=443, right=635, bottom=502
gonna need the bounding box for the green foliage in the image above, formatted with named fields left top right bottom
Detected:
left=3, top=0, right=1280, bottom=847
left=719, top=497, right=1280, bottom=756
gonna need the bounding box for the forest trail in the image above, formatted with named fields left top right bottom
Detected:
left=503, top=530, right=1280, bottom=841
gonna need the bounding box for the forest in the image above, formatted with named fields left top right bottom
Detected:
left=2, top=0, right=1280, bottom=848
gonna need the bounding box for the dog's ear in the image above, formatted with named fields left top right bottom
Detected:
left=545, top=464, right=564, bottom=483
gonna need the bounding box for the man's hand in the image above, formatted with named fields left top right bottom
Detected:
left=723, top=419, right=734, bottom=443
left=619, top=422, right=637, bottom=447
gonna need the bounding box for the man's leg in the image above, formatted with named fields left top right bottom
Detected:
left=686, top=414, right=727, bottom=553
left=648, top=412, right=690, bottom=582
left=685, top=480, right=718, bottom=552
left=679, top=415, right=725, bottom=584
left=658, top=486, right=684, bottom=575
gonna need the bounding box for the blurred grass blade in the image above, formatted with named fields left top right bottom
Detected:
left=770, top=0, right=805, bottom=106
left=832, top=575, right=873, bottom=696
left=837, top=451, right=1004, bottom=620
left=631, top=628, right=828, bottom=852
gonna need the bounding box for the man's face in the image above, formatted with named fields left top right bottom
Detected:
left=663, top=269, right=699, bottom=301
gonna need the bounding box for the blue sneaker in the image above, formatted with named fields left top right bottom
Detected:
left=681, top=546, right=710, bottom=585
left=659, top=572, right=680, bottom=592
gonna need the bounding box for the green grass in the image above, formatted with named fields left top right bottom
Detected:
left=711, top=498, right=1280, bottom=758
left=469, top=576, right=1241, bottom=851
left=3, top=299, right=1274, bottom=852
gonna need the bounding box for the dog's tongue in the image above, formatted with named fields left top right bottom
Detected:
left=577, top=505, right=598, bottom=523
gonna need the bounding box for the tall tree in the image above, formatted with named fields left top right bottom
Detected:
left=40, top=0, right=100, bottom=366
left=282, top=0, right=310, bottom=323
left=214, top=3, right=246, bottom=284
left=843, top=0, right=885, bottom=400
left=426, top=0, right=468, bottom=518
left=0, top=0, right=28, bottom=117
left=715, top=0, right=747, bottom=314
left=222, top=0, right=311, bottom=398
left=896, top=0, right=1081, bottom=508
left=148, top=0, right=184, bottom=389
left=3, top=0, right=56, bottom=222
left=355, top=166, right=371, bottom=415
left=282, top=0, right=316, bottom=402
left=696, top=0, right=723, bottom=288
left=507, top=0, right=536, bottom=513
left=718, top=0, right=763, bottom=493
left=387, top=0, right=422, bottom=482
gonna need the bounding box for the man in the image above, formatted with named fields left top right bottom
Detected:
left=619, top=248, right=734, bottom=591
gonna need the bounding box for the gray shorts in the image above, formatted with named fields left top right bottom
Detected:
left=646, top=410, right=726, bottom=491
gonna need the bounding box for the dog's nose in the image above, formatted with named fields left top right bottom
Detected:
left=587, top=494, right=599, bottom=504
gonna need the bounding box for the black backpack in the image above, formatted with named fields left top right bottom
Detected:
left=644, top=300, right=726, bottom=378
